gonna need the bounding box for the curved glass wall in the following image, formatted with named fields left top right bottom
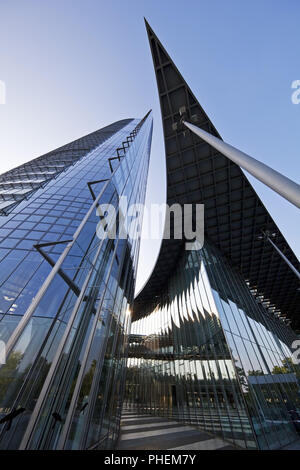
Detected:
left=0, top=113, right=153, bottom=449
left=127, top=240, right=300, bottom=450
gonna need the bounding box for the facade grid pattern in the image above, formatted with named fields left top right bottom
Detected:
left=0, top=113, right=153, bottom=450
left=127, top=241, right=300, bottom=450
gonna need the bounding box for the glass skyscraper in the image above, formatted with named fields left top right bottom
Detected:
left=0, top=112, right=153, bottom=449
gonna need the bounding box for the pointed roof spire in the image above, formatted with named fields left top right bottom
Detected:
left=144, top=19, right=220, bottom=139
left=133, top=21, right=300, bottom=329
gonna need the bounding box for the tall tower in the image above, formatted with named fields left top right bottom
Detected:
left=127, top=22, right=300, bottom=450
left=0, top=112, right=153, bottom=449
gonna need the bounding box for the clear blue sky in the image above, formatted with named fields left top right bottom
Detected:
left=0, top=0, right=299, bottom=293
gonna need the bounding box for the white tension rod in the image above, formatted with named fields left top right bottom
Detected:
left=183, top=120, right=300, bottom=209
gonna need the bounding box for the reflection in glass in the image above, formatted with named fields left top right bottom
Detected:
left=126, top=240, right=300, bottom=450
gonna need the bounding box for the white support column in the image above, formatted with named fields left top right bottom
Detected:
left=266, top=236, right=300, bottom=281
left=183, top=120, right=300, bottom=209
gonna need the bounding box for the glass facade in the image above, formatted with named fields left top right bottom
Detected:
left=0, top=112, right=153, bottom=449
left=0, top=122, right=127, bottom=216
left=126, top=240, right=300, bottom=449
